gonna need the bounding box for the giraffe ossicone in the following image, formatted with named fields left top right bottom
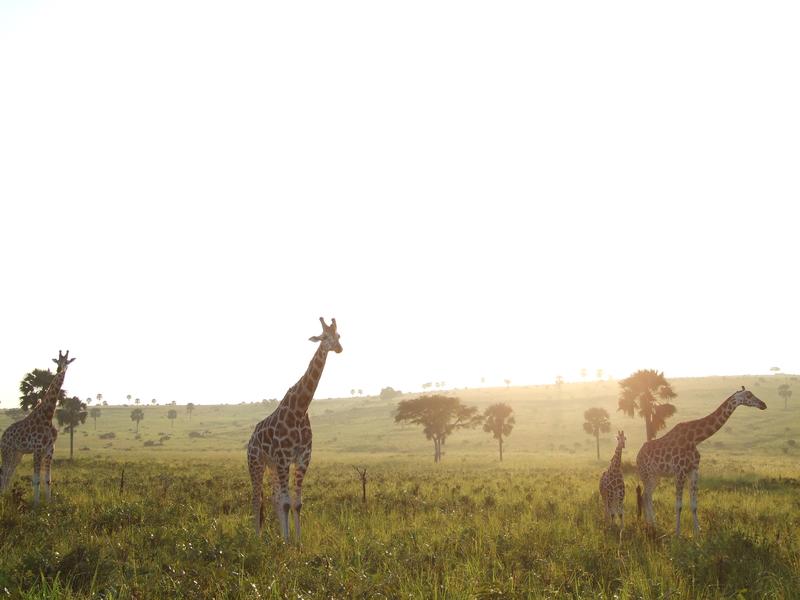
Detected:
left=1, top=350, right=75, bottom=505
left=247, top=317, right=342, bottom=542
left=636, top=387, right=766, bottom=535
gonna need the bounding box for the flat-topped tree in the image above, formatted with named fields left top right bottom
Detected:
left=395, top=394, right=482, bottom=463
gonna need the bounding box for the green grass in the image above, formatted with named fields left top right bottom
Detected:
left=0, top=376, right=798, bottom=598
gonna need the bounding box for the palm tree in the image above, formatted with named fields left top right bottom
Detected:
left=186, top=402, right=195, bottom=420
left=778, top=384, right=792, bottom=410
left=85, top=396, right=92, bottom=405
left=618, top=369, right=677, bottom=441
left=126, top=394, right=132, bottom=405
left=350, top=389, right=356, bottom=397
left=89, top=406, right=101, bottom=430
left=583, top=407, right=611, bottom=460
left=167, top=409, right=178, bottom=427
left=503, top=378, right=511, bottom=388
left=130, top=408, right=144, bottom=432
left=96, top=393, right=103, bottom=405
left=151, top=398, right=157, bottom=406
left=18, top=368, right=67, bottom=411
left=56, top=396, right=88, bottom=459
left=135, top=398, right=141, bottom=406
left=357, top=389, right=363, bottom=396
left=482, top=403, right=515, bottom=461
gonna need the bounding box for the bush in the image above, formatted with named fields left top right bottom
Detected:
left=99, top=432, right=116, bottom=439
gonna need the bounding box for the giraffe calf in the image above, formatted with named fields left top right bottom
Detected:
left=599, top=430, right=626, bottom=527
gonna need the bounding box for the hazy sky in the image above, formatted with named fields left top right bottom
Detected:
left=1, top=1, right=798, bottom=406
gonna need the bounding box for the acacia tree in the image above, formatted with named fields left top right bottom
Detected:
left=19, top=368, right=66, bottom=411
left=56, top=396, right=88, bottom=459
left=394, top=395, right=482, bottom=463
left=131, top=408, right=144, bottom=432
left=583, top=407, right=611, bottom=460
left=89, top=406, right=101, bottom=430
left=618, top=369, right=677, bottom=441
left=186, top=402, right=195, bottom=420
left=482, top=403, right=515, bottom=461
left=778, top=384, right=792, bottom=410
left=167, top=409, right=178, bottom=427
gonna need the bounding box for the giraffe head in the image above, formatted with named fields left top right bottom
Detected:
left=732, top=386, right=766, bottom=410
left=52, top=350, right=76, bottom=373
left=616, top=430, right=626, bottom=449
left=309, top=317, right=343, bottom=354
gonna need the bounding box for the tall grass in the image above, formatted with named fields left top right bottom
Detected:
left=0, top=456, right=797, bottom=599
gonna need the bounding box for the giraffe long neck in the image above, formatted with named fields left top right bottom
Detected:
left=688, top=395, right=737, bottom=444
left=32, top=368, right=67, bottom=422
left=609, top=444, right=623, bottom=471
left=282, top=344, right=328, bottom=415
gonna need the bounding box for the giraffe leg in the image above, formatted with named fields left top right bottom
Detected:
left=643, top=478, right=658, bottom=526
left=43, top=446, right=54, bottom=503
left=292, top=451, right=311, bottom=542
left=674, top=474, right=686, bottom=536
left=0, top=449, right=22, bottom=492
left=689, top=469, right=700, bottom=533
left=249, top=462, right=265, bottom=536
left=274, top=462, right=291, bottom=541
left=32, top=451, right=43, bottom=506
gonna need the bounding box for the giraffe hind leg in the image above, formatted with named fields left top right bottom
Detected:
left=1, top=450, right=22, bottom=492
left=43, top=446, right=54, bottom=503
left=32, top=451, right=43, bottom=506
left=674, top=474, right=686, bottom=536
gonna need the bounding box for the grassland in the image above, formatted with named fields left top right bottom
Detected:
left=0, top=376, right=798, bottom=598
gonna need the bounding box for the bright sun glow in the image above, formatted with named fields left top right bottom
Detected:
left=1, top=1, right=798, bottom=405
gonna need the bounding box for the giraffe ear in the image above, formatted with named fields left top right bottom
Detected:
left=309, top=335, right=322, bottom=343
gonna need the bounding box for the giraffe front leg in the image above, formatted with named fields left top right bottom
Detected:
left=274, top=463, right=291, bottom=542
left=674, top=474, right=686, bottom=536
left=292, top=451, right=311, bottom=543
left=689, top=469, right=700, bottom=533
left=32, top=451, right=43, bottom=506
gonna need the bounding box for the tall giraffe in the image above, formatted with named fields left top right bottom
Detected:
left=599, top=430, right=626, bottom=527
left=636, top=386, right=766, bottom=535
left=247, top=317, right=342, bottom=541
left=0, top=350, right=75, bottom=505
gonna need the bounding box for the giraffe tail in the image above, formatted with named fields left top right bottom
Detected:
left=636, top=484, right=642, bottom=519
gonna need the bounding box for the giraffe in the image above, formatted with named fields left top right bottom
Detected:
left=636, top=386, right=766, bottom=535
left=247, top=317, right=342, bottom=541
left=599, top=430, right=626, bottom=527
left=0, top=350, right=75, bottom=505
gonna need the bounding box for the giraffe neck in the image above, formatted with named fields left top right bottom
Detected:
left=609, top=444, right=623, bottom=471
left=31, top=368, right=67, bottom=423
left=687, top=394, right=737, bottom=444
left=282, top=344, right=328, bottom=415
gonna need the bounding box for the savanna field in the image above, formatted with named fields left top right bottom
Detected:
left=1, top=377, right=798, bottom=599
